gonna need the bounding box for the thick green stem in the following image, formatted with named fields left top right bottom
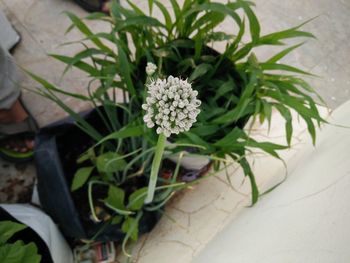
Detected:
left=145, top=133, right=167, bottom=204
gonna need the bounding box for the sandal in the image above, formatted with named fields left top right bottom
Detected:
left=73, top=0, right=110, bottom=13
left=0, top=97, right=38, bottom=163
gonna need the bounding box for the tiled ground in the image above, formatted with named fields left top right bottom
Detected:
left=0, top=0, right=350, bottom=262
left=0, top=0, right=349, bottom=260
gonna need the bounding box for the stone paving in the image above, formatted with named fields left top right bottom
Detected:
left=0, top=0, right=349, bottom=261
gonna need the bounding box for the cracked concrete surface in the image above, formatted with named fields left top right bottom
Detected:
left=0, top=0, right=349, bottom=262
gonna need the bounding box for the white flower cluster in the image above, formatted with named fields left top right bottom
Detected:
left=142, top=76, right=201, bottom=137
left=146, top=62, right=157, bottom=76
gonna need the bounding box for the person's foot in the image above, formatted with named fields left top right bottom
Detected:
left=101, top=1, right=110, bottom=13
left=0, top=99, right=35, bottom=156
left=0, top=100, right=29, bottom=123
left=73, top=0, right=111, bottom=13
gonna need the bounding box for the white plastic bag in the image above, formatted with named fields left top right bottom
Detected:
left=0, top=204, right=73, bottom=263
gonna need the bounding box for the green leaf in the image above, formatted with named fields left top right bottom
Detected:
left=0, top=241, right=41, bottom=263
left=77, top=148, right=96, bottom=164
left=245, top=140, right=287, bottom=159
left=60, top=48, right=105, bottom=75
left=116, top=43, right=136, bottom=96
left=184, top=2, right=242, bottom=27
left=275, top=104, right=293, bottom=146
left=266, top=42, right=304, bottom=63
left=262, top=101, right=272, bottom=131
left=214, top=71, right=258, bottom=124
left=115, top=15, right=165, bottom=31
left=301, top=115, right=316, bottom=145
left=65, top=11, right=114, bottom=54
left=214, top=78, right=236, bottom=100
left=84, top=12, right=109, bottom=21
left=227, top=18, right=245, bottom=55
left=71, top=166, right=94, bottom=191
left=238, top=0, right=260, bottom=43
left=205, top=31, right=234, bottom=43
left=105, top=185, right=126, bottom=210
left=128, top=187, right=148, bottom=211
left=183, top=132, right=211, bottom=151
left=49, top=54, right=100, bottom=77
left=191, top=125, right=220, bottom=137
left=240, top=157, right=259, bottom=204
left=24, top=69, right=90, bottom=101
left=266, top=90, right=325, bottom=122
left=121, top=217, right=139, bottom=241
left=96, top=125, right=144, bottom=146
left=260, top=62, right=314, bottom=76
left=126, top=0, right=145, bottom=15
left=154, top=0, right=172, bottom=31
left=214, top=128, right=244, bottom=148
left=169, top=0, right=181, bottom=18
left=189, top=63, right=213, bottom=82
left=111, top=216, right=123, bottom=225
left=148, top=0, right=154, bottom=15
left=190, top=12, right=226, bottom=36
left=0, top=221, right=27, bottom=244
left=97, top=152, right=127, bottom=173
left=259, top=19, right=315, bottom=45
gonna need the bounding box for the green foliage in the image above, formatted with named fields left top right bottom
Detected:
left=28, top=0, right=326, bottom=254
left=71, top=166, right=94, bottom=191
left=0, top=221, right=41, bottom=263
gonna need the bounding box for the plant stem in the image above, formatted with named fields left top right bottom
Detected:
left=145, top=133, right=167, bottom=204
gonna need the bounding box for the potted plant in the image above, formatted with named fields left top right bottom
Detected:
left=29, top=0, right=325, bottom=257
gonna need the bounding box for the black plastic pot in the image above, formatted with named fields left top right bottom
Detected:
left=34, top=108, right=160, bottom=241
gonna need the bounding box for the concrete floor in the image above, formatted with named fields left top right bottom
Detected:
left=0, top=0, right=349, bottom=203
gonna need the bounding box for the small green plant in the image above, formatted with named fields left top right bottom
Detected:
left=0, top=221, right=41, bottom=263
left=28, top=0, right=326, bottom=256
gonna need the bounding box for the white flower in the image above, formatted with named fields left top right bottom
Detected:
left=142, top=76, right=201, bottom=137
left=146, top=62, right=157, bottom=76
